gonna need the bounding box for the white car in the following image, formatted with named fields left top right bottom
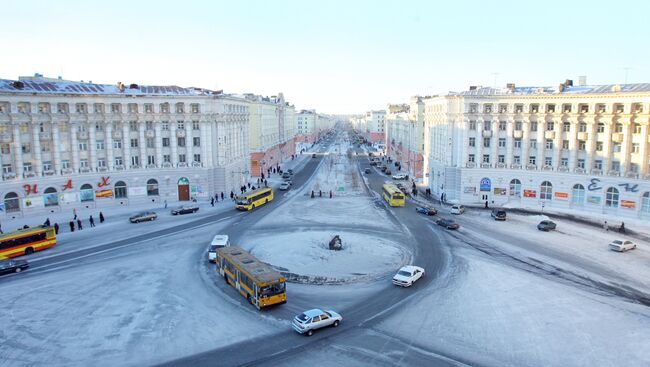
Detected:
left=279, top=182, right=291, bottom=191
left=392, top=173, right=408, bottom=180
left=292, top=309, right=342, bottom=336
left=450, top=204, right=465, bottom=215
left=392, top=265, right=425, bottom=287
left=608, top=239, right=636, bottom=252
left=207, top=234, right=230, bottom=262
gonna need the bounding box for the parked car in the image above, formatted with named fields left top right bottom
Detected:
left=129, top=211, right=157, bottom=223
left=364, top=168, right=372, bottom=174
left=450, top=205, right=465, bottom=215
left=369, top=161, right=378, bottom=166
left=416, top=206, right=437, bottom=216
left=491, top=209, right=507, bottom=221
left=436, top=217, right=460, bottom=230
left=392, top=265, right=425, bottom=287
left=0, top=259, right=29, bottom=275
left=384, top=169, right=392, bottom=175
left=282, top=172, right=291, bottom=179
left=608, top=239, right=637, bottom=252
left=279, top=182, right=291, bottom=191
left=171, top=205, right=199, bottom=215
left=292, top=309, right=342, bottom=336
left=287, top=169, right=294, bottom=175
left=207, top=235, right=230, bottom=262
left=537, top=220, right=557, bottom=231
left=392, top=173, right=408, bottom=180
left=379, top=165, right=388, bottom=172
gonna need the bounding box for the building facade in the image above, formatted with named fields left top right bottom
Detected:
left=385, top=97, right=425, bottom=180
left=424, top=82, right=650, bottom=218
left=0, top=76, right=250, bottom=216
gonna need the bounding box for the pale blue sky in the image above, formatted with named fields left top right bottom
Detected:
left=2, top=0, right=648, bottom=114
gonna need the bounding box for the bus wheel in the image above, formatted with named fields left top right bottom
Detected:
left=25, top=247, right=34, bottom=255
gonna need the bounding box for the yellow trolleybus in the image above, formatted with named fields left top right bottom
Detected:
left=382, top=183, right=406, bottom=207
left=0, top=225, right=57, bottom=259
left=216, top=246, right=287, bottom=309
left=235, top=187, right=274, bottom=211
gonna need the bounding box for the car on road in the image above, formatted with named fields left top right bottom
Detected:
left=292, top=309, right=342, bottom=336
left=396, top=183, right=408, bottom=193
left=207, top=234, right=230, bottom=262
left=416, top=206, right=437, bottom=216
left=282, top=172, right=291, bottom=179
left=364, top=168, right=372, bottom=174
left=608, top=239, right=637, bottom=252
left=369, top=160, right=378, bottom=166
left=0, top=259, right=29, bottom=275
left=312, top=153, right=317, bottom=158
left=491, top=209, right=507, bottom=221
left=287, top=169, right=294, bottom=175
left=436, top=217, right=460, bottom=230
left=129, top=211, right=157, bottom=223
left=392, top=173, right=408, bottom=180
left=384, top=169, right=392, bottom=175
left=450, top=204, right=465, bottom=215
left=392, top=265, right=425, bottom=287
left=171, top=205, right=199, bottom=215
left=537, top=220, right=557, bottom=231
left=279, top=182, right=291, bottom=191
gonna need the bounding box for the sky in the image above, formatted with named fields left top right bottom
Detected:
left=2, top=0, right=649, bottom=114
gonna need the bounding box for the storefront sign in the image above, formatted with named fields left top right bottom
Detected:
left=621, top=200, right=636, bottom=209
left=523, top=189, right=537, bottom=198
left=464, top=186, right=476, bottom=194
left=587, top=195, right=601, bottom=204
left=479, top=177, right=492, bottom=191
left=95, top=189, right=113, bottom=199
left=128, top=187, right=147, bottom=197
left=62, top=179, right=74, bottom=191
left=23, top=184, right=38, bottom=195
left=493, top=188, right=507, bottom=196
left=588, top=178, right=640, bottom=193
left=554, top=192, right=569, bottom=200
left=98, top=176, right=111, bottom=188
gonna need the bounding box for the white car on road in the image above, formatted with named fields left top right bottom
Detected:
left=392, top=173, right=408, bottom=180
left=279, top=182, right=291, bottom=191
left=392, top=265, right=425, bottom=287
left=608, top=239, right=637, bottom=252
left=292, top=309, right=342, bottom=336
left=450, top=204, right=465, bottom=215
left=207, top=235, right=230, bottom=262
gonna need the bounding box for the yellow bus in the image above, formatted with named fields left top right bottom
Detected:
left=216, top=246, right=287, bottom=309
left=235, top=187, right=274, bottom=211
left=383, top=183, right=406, bottom=207
left=0, top=225, right=57, bottom=259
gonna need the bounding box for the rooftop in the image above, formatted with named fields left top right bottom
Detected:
left=453, top=83, right=650, bottom=97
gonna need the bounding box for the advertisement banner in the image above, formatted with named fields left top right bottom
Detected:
left=59, top=192, right=78, bottom=204
left=80, top=189, right=94, bottom=202
left=493, top=188, right=507, bottom=196
left=463, top=186, right=476, bottom=194
left=587, top=195, right=601, bottom=205
left=554, top=192, right=569, bottom=200
left=621, top=200, right=636, bottom=209
left=95, top=189, right=113, bottom=199
left=24, top=196, right=45, bottom=208
left=128, top=186, right=147, bottom=197
left=523, top=190, right=537, bottom=198
left=43, top=193, right=59, bottom=207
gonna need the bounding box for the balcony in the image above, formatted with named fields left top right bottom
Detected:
left=146, top=163, right=157, bottom=169
left=24, top=171, right=36, bottom=178
left=510, top=163, right=522, bottom=169
left=466, top=162, right=476, bottom=168
left=557, top=166, right=569, bottom=172
left=0, top=133, right=12, bottom=143
left=574, top=168, right=586, bottom=174
left=480, top=163, right=491, bottom=168
left=607, top=170, right=621, bottom=177
left=482, top=130, right=493, bottom=138
left=162, top=162, right=173, bottom=168
left=496, top=163, right=506, bottom=169
left=43, top=170, right=55, bottom=176
left=145, top=130, right=155, bottom=138
left=526, top=164, right=537, bottom=170
left=577, top=132, right=589, bottom=140
left=176, top=130, right=186, bottom=138
left=192, top=161, right=202, bottom=168
left=114, top=165, right=125, bottom=171
left=112, top=130, right=123, bottom=139
left=62, top=168, right=73, bottom=174
left=130, top=164, right=141, bottom=169
left=590, top=169, right=602, bottom=175
left=178, top=162, right=188, bottom=168
left=542, top=165, right=554, bottom=171
left=3, top=172, right=16, bottom=180
left=544, top=131, right=555, bottom=139
left=625, top=172, right=639, bottom=179
left=611, top=133, right=623, bottom=143
left=78, top=131, right=89, bottom=140
left=80, top=167, right=91, bottom=173
left=98, top=166, right=108, bottom=172
left=513, top=130, right=523, bottom=139
left=39, top=132, right=52, bottom=141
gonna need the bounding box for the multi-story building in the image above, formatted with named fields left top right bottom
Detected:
left=0, top=76, right=250, bottom=215
left=295, top=110, right=337, bottom=152
left=424, top=81, right=650, bottom=218
left=363, top=110, right=386, bottom=143
left=245, top=93, right=296, bottom=177
left=385, top=97, right=425, bottom=180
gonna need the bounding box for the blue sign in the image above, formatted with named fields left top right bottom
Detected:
left=479, top=177, right=492, bottom=191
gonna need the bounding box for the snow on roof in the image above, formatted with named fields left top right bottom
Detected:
left=453, top=83, right=650, bottom=97
left=0, top=78, right=220, bottom=97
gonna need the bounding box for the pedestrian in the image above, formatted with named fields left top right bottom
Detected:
left=230, top=191, right=234, bottom=200
left=311, top=190, right=315, bottom=198
left=319, top=190, right=322, bottom=197
left=0, top=223, right=3, bottom=234
left=23, top=224, right=29, bottom=229
left=69, top=221, right=75, bottom=232
left=604, top=221, right=608, bottom=231
left=211, top=197, right=215, bottom=207
left=44, top=217, right=51, bottom=227
left=164, top=200, right=168, bottom=209
left=261, top=172, right=265, bottom=180
left=54, top=223, right=59, bottom=234
left=99, top=212, right=105, bottom=223
left=221, top=192, right=224, bottom=201
left=73, top=208, right=78, bottom=220
left=77, top=218, right=83, bottom=230
left=619, top=222, right=626, bottom=234
left=257, top=178, right=260, bottom=185
left=329, top=190, right=333, bottom=199
left=89, top=215, right=95, bottom=227
left=247, top=182, right=251, bottom=189
left=264, top=179, right=268, bottom=187
left=251, top=186, right=256, bottom=190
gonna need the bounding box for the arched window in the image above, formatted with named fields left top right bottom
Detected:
left=540, top=181, right=553, bottom=200
left=80, top=183, right=94, bottom=202
left=641, top=192, right=650, bottom=214
left=571, top=184, right=585, bottom=204
left=44, top=187, right=59, bottom=207
left=4, top=192, right=20, bottom=212
left=509, top=179, right=521, bottom=197
left=147, top=179, right=159, bottom=196
left=115, top=181, right=127, bottom=199
left=605, top=187, right=619, bottom=207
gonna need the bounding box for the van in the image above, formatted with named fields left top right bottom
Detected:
left=208, top=235, right=230, bottom=262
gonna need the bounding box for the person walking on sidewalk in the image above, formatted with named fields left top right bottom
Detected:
left=89, top=215, right=95, bottom=227
left=221, top=192, right=224, bottom=201
left=69, top=221, right=75, bottom=232
left=77, top=218, right=83, bottom=230
left=99, top=212, right=105, bottom=224
left=44, top=218, right=51, bottom=227
left=211, top=197, right=215, bottom=207
left=54, top=223, right=59, bottom=234
left=73, top=208, right=78, bottom=220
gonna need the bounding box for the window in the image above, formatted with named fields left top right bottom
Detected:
left=113, top=139, right=122, bottom=149
left=515, top=104, right=523, bottom=113
left=178, top=154, right=186, bottom=163
left=131, top=156, right=140, bottom=166
left=80, top=159, right=88, bottom=168
left=529, top=156, right=536, bottom=165
left=115, top=181, right=127, bottom=198
left=544, top=157, right=552, bottom=166
left=62, top=160, right=70, bottom=169
left=483, top=138, right=490, bottom=148
left=597, top=123, right=605, bottom=133
left=597, top=104, right=606, bottom=113
left=177, top=121, right=184, bottom=130
left=483, top=121, right=492, bottom=131
left=499, top=121, right=506, bottom=131
left=114, top=157, right=123, bottom=166
left=2, top=164, right=12, bottom=174
left=514, top=139, right=522, bottom=148
left=469, top=121, right=476, bottom=130
left=176, top=103, right=184, bottom=113
left=545, top=140, right=553, bottom=149
left=163, top=154, right=171, bottom=163
left=177, top=137, right=186, bottom=147
left=498, top=155, right=505, bottom=163
left=40, top=141, right=50, bottom=152
left=611, top=161, right=620, bottom=171
left=596, top=142, right=603, bottom=151
left=95, top=123, right=104, bottom=131
left=23, top=162, right=32, bottom=172
left=563, top=104, right=572, bottom=113
left=531, top=104, right=539, bottom=113
left=193, top=137, right=201, bottom=147
left=111, top=104, right=120, bottom=113
left=128, top=104, right=138, bottom=113
left=632, top=143, right=640, bottom=153
left=630, top=163, right=639, bottom=173
left=192, top=121, right=200, bottom=130
left=498, top=138, right=506, bottom=147
left=482, top=154, right=490, bottom=163
left=191, top=104, right=200, bottom=113
left=578, top=141, right=586, bottom=150
left=130, top=121, right=138, bottom=131
left=612, top=143, right=621, bottom=153
left=562, top=140, right=569, bottom=149
left=561, top=158, right=568, bottom=166
left=57, top=103, right=68, bottom=113
left=594, top=160, right=602, bottom=170
left=633, top=123, right=641, bottom=134
left=605, top=187, right=619, bottom=207
left=546, top=122, right=554, bottom=131
left=193, top=154, right=201, bottom=162
left=577, top=159, right=585, bottom=169
left=1, top=144, right=10, bottom=154
left=484, top=104, right=492, bottom=113
left=546, top=104, right=555, bottom=113
left=530, top=121, right=538, bottom=131
left=97, top=159, right=106, bottom=168
left=146, top=138, right=155, bottom=148
left=579, top=123, right=587, bottom=132
left=161, top=104, right=170, bottom=113
left=96, top=140, right=105, bottom=150
left=162, top=121, right=169, bottom=131
left=580, top=104, right=589, bottom=113
left=162, top=138, right=170, bottom=147
left=642, top=192, right=650, bottom=214
left=468, top=137, right=475, bottom=147
left=572, top=184, right=585, bottom=204
left=563, top=122, right=571, bottom=132
left=130, top=139, right=139, bottom=148
left=513, top=156, right=521, bottom=164
left=510, top=179, right=522, bottom=197
left=515, top=121, right=522, bottom=130
left=540, top=181, right=553, bottom=200
left=468, top=154, right=475, bottom=162
left=144, top=104, right=153, bottom=113
left=614, top=123, right=623, bottom=133
left=145, top=121, right=154, bottom=130
left=530, top=140, right=537, bottom=149
left=78, top=142, right=87, bottom=151
left=147, top=179, right=159, bottom=196
left=22, top=143, right=31, bottom=153
left=75, top=103, right=86, bottom=113
left=147, top=155, right=155, bottom=165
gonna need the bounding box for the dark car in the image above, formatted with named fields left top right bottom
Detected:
left=436, top=218, right=460, bottom=230
left=287, top=169, right=294, bottom=175
left=416, top=206, right=437, bottom=216
left=282, top=172, right=291, bottom=179
left=0, top=259, right=29, bottom=275
left=537, top=220, right=557, bottom=231
left=130, top=211, right=157, bottom=223
left=312, top=153, right=317, bottom=158
left=364, top=168, right=372, bottom=174
left=491, top=209, right=507, bottom=221
left=369, top=161, right=378, bottom=166
left=385, top=169, right=392, bottom=175
left=171, top=205, right=199, bottom=215
left=379, top=165, right=387, bottom=172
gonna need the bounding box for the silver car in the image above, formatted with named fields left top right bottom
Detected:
left=129, top=211, right=157, bottom=223
left=292, top=308, right=342, bottom=336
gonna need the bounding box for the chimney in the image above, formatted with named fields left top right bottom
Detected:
left=578, top=76, right=587, bottom=86
left=506, top=83, right=515, bottom=91
left=558, top=83, right=565, bottom=93
left=565, top=79, right=573, bottom=87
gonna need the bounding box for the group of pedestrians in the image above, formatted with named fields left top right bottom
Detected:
left=210, top=192, right=226, bottom=206
left=43, top=210, right=106, bottom=234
